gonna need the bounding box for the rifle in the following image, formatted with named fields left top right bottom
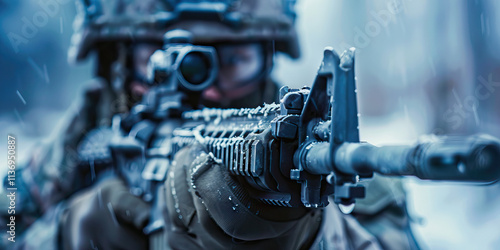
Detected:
left=109, top=31, right=500, bottom=241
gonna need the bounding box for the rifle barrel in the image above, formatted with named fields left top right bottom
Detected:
left=302, top=135, right=500, bottom=182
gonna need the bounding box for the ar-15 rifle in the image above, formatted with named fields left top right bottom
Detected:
left=110, top=30, right=500, bottom=241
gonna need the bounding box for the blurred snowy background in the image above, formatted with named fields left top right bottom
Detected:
left=1, top=0, right=500, bottom=249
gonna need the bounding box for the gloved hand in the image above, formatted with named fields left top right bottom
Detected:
left=59, top=176, right=150, bottom=250
left=164, top=143, right=323, bottom=249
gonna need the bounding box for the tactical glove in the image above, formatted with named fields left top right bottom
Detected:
left=59, top=176, right=150, bottom=250
left=164, top=143, right=324, bottom=249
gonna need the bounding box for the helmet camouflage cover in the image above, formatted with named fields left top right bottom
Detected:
left=69, top=0, right=300, bottom=63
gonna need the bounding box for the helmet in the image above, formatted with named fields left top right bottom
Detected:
left=69, top=0, right=300, bottom=63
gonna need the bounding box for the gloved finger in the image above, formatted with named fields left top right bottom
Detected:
left=99, top=177, right=151, bottom=230
left=165, top=146, right=198, bottom=229
left=60, top=177, right=149, bottom=250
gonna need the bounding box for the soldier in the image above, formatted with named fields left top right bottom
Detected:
left=10, top=0, right=419, bottom=249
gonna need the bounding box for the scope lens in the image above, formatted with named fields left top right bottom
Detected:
left=180, top=52, right=210, bottom=85
left=474, top=144, right=500, bottom=170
